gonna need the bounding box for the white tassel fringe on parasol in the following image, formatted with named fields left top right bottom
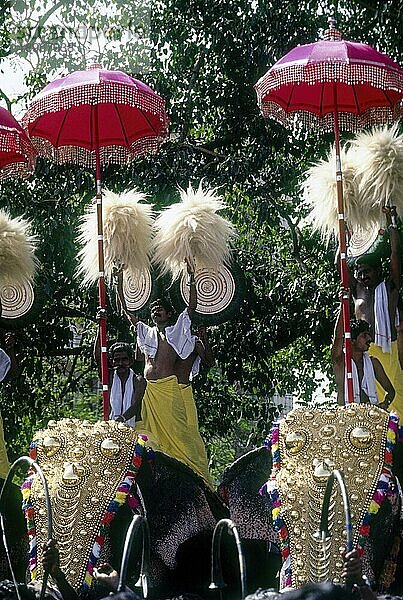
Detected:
left=348, top=123, right=403, bottom=221
left=0, top=210, right=37, bottom=285
left=77, top=189, right=154, bottom=286
left=302, top=145, right=360, bottom=243
left=152, top=183, right=237, bottom=281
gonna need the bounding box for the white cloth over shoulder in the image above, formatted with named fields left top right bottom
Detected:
left=374, top=281, right=399, bottom=353
left=190, top=338, right=204, bottom=381
left=136, top=309, right=196, bottom=359
left=0, top=349, right=10, bottom=382
left=136, top=321, right=159, bottom=358
left=345, top=353, right=378, bottom=405
left=110, top=368, right=136, bottom=427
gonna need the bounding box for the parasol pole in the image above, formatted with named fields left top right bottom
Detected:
left=93, top=103, right=110, bottom=419
left=333, top=84, right=354, bottom=404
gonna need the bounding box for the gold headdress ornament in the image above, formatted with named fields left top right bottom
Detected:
left=267, top=405, right=395, bottom=589
left=22, top=419, right=146, bottom=592
left=151, top=182, right=237, bottom=281
left=348, top=123, right=403, bottom=220
left=302, top=145, right=359, bottom=243
left=76, top=188, right=154, bottom=286
left=0, top=210, right=37, bottom=285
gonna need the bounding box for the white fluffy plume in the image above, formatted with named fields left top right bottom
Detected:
left=348, top=124, right=403, bottom=222
left=77, top=189, right=154, bottom=286
left=0, top=210, right=37, bottom=285
left=152, top=183, right=237, bottom=280
left=302, top=145, right=360, bottom=243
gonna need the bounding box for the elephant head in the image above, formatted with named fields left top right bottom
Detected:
left=20, top=419, right=229, bottom=599
left=260, top=405, right=401, bottom=591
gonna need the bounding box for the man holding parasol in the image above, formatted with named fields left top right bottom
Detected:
left=351, top=206, right=402, bottom=404
left=331, top=292, right=395, bottom=408
left=255, top=17, right=403, bottom=405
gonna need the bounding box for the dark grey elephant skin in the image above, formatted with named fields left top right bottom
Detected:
left=218, top=446, right=276, bottom=544
left=0, top=454, right=228, bottom=600
left=218, top=447, right=281, bottom=592
left=0, top=480, right=28, bottom=583
left=109, top=450, right=229, bottom=598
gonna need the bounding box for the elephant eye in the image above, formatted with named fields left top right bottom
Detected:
left=285, top=431, right=306, bottom=455
left=42, top=436, right=61, bottom=457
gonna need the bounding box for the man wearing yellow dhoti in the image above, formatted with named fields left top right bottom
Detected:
left=126, top=266, right=213, bottom=487
left=350, top=206, right=403, bottom=421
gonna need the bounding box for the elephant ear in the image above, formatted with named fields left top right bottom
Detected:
left=0, top=480, right=28, bottom=582
left=218, top=446, right=277, bottom=544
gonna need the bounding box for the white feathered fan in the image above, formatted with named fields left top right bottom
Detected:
left=348, top=123, right=403, bottom=223
left=302, top=145, right=359, bottom=243
left=77, top=189, right=154, bottom=286
left=0, top=210, right=37, bottom=285
left=152, top=183, right=237, bottom=281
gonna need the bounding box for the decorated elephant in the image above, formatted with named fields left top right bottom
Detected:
left=8, top=418, right=236, bottom=600
left=219, top=405, right=403, bottom=594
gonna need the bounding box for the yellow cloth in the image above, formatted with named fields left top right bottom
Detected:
left=135, top=376, right=213, bottom=488
left=0, top=413, right=9, bottom=479
left=179, top=383, right=213, bottom=487
left=369, top=340, right=403, bottom=419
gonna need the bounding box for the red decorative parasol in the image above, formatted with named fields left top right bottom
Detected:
left=255, top=18, right=403, bottom=403
left=0, top=106, right=37, bottom=180
left=23, top=64, right=169, bottom=419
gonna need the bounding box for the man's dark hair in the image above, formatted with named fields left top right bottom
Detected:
left=245, top=589, right=280, bottom=600
left=150, top=297, right=174, bottom=314
left=350, top=319, right=371, bottom=340
left=108, top=341, right=134, bottom=361
left=355, top=254, right=382, bottom=270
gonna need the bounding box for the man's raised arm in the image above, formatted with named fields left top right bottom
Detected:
left=186, top=258, right=197, bottom=318
left=385, top=205, right=401, bottom=292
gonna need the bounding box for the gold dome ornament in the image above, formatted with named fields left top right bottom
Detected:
left=285, top=431, right=307, bottom=455
left=42, top=436, right=61, bottom=457
left=312, top=458, right=335, bottom=484
left=100, top=438, right=121, bottom=458
left=62, top=462, right=85, bottom=486
left=349, top=426, right=373, bottom=449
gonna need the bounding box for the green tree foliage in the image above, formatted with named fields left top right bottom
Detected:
left=0, top=0, right=401, bottom=467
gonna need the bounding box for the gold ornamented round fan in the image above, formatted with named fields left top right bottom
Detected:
left=170, top=262, right=245, bottom=325
left=121, top=269, right=153, bottom=313
left=0, top=279, right=35, bottom=319
left=180, top=265, right=236, bottom=315
left=347, top=223, right=384, bottom=258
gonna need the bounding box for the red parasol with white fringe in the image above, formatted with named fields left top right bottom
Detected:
left=22, top=64, right=169, bottom=419
left=255, top=17, right=403, bottom=403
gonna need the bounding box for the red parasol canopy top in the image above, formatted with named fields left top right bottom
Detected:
left=22, top=65, right=169, bottom=169
left=255, top=25, right=403, bottom=132
left=0, top=106, right=37, bottom=181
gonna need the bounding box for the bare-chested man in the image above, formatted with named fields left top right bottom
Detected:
left=348, top=205, right=402, bottom=417
left=124, top=265, right=212, bottom=486
left=331, top=301, right=395, bottom=408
